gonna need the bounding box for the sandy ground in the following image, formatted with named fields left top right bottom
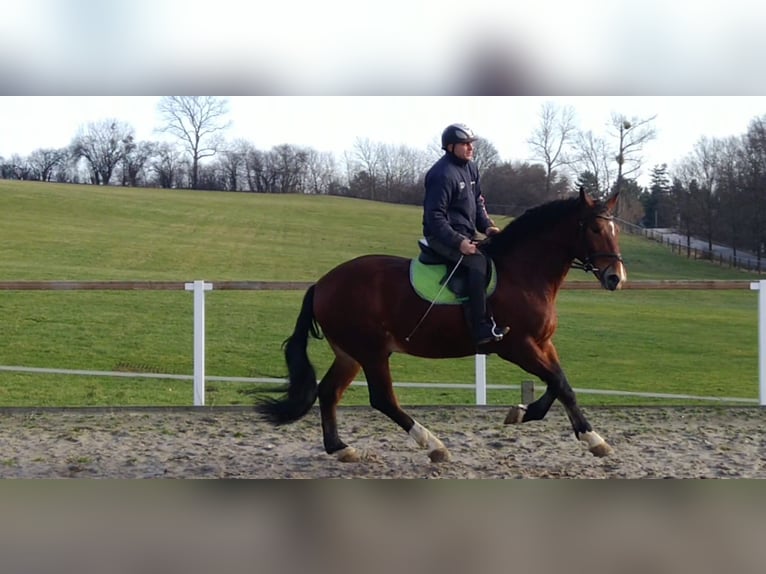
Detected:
left=0, top=405, right=764, bottom=478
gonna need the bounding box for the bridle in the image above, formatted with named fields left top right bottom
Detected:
left=570, top=214, right=625, bottom=276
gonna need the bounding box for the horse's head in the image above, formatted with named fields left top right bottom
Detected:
left=573, top=187, right=627, bottom=291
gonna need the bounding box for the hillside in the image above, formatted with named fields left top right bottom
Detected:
left=0, top=180, right=754, bottom=281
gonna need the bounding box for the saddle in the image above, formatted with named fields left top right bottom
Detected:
left=409, top=239, right=497, bottom=305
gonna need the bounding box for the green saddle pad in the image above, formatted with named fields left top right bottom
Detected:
left=409, top=258, right=497, bottom=305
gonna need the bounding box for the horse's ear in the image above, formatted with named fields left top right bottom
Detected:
left=579, top=186, right=595, bottom=208
left=606, top=190, right=620, bottom=213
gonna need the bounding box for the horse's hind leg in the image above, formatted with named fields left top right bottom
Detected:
left=363, top=358, right=451, bottom=463
left=318, top=347, right=362, bottom=462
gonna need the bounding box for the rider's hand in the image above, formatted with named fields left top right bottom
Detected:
left=459, top=238, right=478, bottom=255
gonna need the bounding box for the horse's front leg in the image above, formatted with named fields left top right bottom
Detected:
left=554, top=373, right=612, bottom=457
left=498, top=345, right=612, bottom=457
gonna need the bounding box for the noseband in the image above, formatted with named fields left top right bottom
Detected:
left=570, top=214, right=624, bottom=276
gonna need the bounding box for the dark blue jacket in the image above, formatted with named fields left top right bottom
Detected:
left=422, top=153, right=493, bottom=249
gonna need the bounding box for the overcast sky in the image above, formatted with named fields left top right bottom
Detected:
left=1, top=96, right=764, bottom=185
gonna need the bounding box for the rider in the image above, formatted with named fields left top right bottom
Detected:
left=422, top=123, right=508, bottom=346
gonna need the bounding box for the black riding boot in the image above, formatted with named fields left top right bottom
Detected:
left=463, top=268, right=506, bottom=346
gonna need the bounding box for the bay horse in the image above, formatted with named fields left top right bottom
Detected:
left=258, top=187, right=626, bottom=463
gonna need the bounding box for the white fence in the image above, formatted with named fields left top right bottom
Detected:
left=0, top=280, right=762, bottom=406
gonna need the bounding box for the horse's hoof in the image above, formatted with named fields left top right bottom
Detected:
left=590, top=442, right=613, bottom=458
left=335, top=447, right=361, bottom=463
left=580, top=431, right=613, bottom=457
left=503, top=405, right=526, bottom=425
left=428, top=448, right=451, bottom=463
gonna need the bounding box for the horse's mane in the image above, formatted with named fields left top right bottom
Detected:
left=483, top=195, right=591, bottom=257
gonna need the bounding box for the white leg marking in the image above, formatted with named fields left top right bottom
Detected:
left=503, top=405, right=526, bottom=425
left=581, top=431, right=605, bottom=450
left=580, top=431, right=613, bottom=456
left=409, top=421, right=445, bottom=452
left=335, top=446, right=360, bottom=462
left=410, top=421, right=451, bottom=463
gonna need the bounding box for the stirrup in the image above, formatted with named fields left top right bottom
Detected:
left=475, top=318, right=509, bottom=345
left=489, top=317, right=510, bottom=340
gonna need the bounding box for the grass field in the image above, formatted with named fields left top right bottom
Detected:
left=0, top=180, right=761, bottom=407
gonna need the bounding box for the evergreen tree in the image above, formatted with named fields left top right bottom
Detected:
left=642, top=164, right=672, bottom=228
left=575, top=171, right=600, bottom=197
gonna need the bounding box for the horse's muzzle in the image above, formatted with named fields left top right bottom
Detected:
left=602, top=262, right=627, bottom=291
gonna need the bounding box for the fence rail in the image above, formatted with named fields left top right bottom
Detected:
left=0, top=280, right=756, bottom=291
left=0, top=281, right=314, bottom=291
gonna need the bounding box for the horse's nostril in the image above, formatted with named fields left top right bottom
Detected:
left=606, top=274, right=621, bottom=290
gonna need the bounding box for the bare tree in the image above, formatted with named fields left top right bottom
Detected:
left=27, top=148, right=68, bottom=182
left=239, top=144, right=312, bottom=195
left=528, top=101, right=577, bottom=195
left=3, top=154, right=32, bottom=180
left=243, top=146, right=273, bottom=192
left=274, top=144, right=311, bottom=194
left=157, top=96, right=230, bottom=190
left=216, top=139, right=250, bottom=191
left=570, top=112, right=656, bottom=206
left=71, top=119, right=134, bottom=185
left=377, top=144, right=428, bottom=203
left=716, top=136, right=747, bottom=255
left=150, top=143, right=184, bottom=189
left=482, top=160, right=565, bottom=216
left=350, top=138, right=383, bottom=200
left=570, top=130, right=613, bottom=198
left=120, top=140, right=157, bottom=187
left=675, top=136, right=723, bottom=252
left=472, top=138, right=501, bottom=173
left=611, top=113, right=657, bottom=196
left=304, top=149, right=338, bottom=195
left=426, top=137, right=443, bottom=161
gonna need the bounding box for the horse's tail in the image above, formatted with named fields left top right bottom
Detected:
left=257, top=285, right=322, bottom=425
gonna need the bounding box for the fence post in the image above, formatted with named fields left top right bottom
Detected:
left=475, top=354, right=486, bottom=406
left=185, top=280, right=213, bottom=406
left=521, top=380, right=535, bottom=404
left=750, top=280, right=766, bottom=406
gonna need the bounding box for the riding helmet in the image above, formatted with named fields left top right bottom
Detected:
left=441, top=123, right=478, bottom=150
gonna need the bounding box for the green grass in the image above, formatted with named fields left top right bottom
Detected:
left=0, top=180, right=761, bottom=406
